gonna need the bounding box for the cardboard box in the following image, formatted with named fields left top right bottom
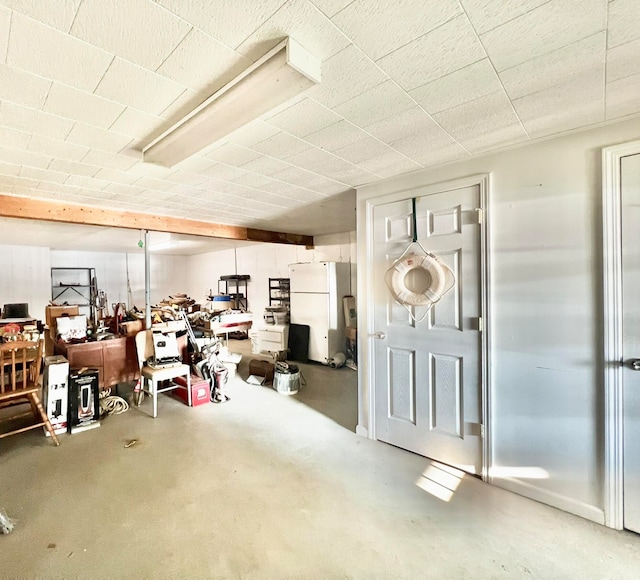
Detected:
left=46, top=305, right=79, bottom=327
left=174, top=375, right=210, bottom=406
left=120, top=320, right=143, bottom=336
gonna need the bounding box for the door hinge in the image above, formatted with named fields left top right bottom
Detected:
left=476, top=208, right=483, bottom=225
left=480, top=424, right=485, bottom=438
left=475, top=316, right=483, bottom=332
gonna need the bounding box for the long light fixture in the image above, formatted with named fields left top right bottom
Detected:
left=143, top=37, right=321, bottom=167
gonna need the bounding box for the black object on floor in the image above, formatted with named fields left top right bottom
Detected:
left=288, top=324, right=310, bottom=363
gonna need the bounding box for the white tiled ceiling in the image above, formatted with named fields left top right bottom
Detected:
left=0, top=0, right=637, bottom=241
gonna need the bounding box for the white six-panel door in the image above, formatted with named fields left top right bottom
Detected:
left=372, top=185, right=483, bottom=474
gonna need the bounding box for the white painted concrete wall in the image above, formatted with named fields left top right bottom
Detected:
left=357, top=116, right=640, bottom=525
left=50, top=250, right=188, bottom=312
left=186, top=232, right=356, bottom=324
left=0, top=244, right=51, bottom=320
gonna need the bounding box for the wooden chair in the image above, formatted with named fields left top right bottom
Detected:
left=134, top=330, right=191, bottom=418
left=0, top=339, right=59, bottom=445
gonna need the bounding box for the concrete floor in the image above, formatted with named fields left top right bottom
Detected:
left=2, top=340, right=640, bottom=578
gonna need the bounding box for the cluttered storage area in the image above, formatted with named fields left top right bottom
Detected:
left=0, top=255, right=357, bottom=451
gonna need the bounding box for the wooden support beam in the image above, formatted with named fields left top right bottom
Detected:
left=0, top=194, right=314, bottom=246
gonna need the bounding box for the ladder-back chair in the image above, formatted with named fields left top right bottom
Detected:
left=0, top=339, right=59, bottom=445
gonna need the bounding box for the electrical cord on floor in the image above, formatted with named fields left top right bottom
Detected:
left=99, top=388, right=130, bottom=415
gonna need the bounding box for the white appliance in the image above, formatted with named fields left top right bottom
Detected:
left=289, top=262, right=350, bottom=364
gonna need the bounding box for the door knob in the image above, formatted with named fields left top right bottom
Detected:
left=369, top=331, right=386, bottom=340
left=631, top=359, right=640, bottom=371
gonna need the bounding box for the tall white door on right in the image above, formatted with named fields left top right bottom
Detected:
left=622, top=152, right=640, bottom=534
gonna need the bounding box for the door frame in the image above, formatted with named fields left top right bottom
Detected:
left=356, top=173, right=492, bottom=481
left=602, top=139, right=640, bottom=529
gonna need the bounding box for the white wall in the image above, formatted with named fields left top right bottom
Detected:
left=186, top=232, right=356, bottom=323
left=50, top=250, right=189, bottom=312
left=0, top=245, right=51, bottom=320
left=357, top=116, right=640, bottom=525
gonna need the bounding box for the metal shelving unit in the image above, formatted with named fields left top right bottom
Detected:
left=269, top=278, right=290, bottom=310
left=51, top=267, right=97, bottom=323
left=218, top=274, right=250, bottom=311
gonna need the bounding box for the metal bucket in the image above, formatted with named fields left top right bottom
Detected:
left=273, top=369, right=300, bottom=395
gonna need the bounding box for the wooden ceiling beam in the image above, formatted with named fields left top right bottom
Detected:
left=0, top=194, right=314, bottom=247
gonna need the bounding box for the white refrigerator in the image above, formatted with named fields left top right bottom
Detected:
left=289, top=262, right=351, bottom=364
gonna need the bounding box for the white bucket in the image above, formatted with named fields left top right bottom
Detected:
left=273, top=370, right=300, bottom=395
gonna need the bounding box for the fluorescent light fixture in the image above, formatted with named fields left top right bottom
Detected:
left=143, top=37, right=321, bottom=167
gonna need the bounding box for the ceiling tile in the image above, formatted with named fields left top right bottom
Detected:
left=309, top=0, right=353, bottom=18
left=109, top=108, right=165, bottom=140
left=377, top=15, right=485, bottom=91
left=411, top=59, right=501, bottom=114
left=608, top=0, right=640, bottom=48
left=240, top=155, right=292, bottom=176
left=132, top=176, right=175, bottom=192
left=236, top=0, right=350, bottom=62
left=363, top=106, right=441, bottom=143
left=64, top=174, right=109, bottom=190
left=499, top=32, right=605, bottom=100
left=204, top=143, right=262, bottom=166
left=258, top=178, right=326, bottom=200
left=460, top=0, right=549, bottom=35
left=480, top=0, right=607, bottom=72
left=7, top=13, right=113, bottom=92
left=356, top=150, right=423, bottom=178
left=0, top=101, right=74, bottom=140
left=202, top=162, right=248, bottom=182
left=172, top=156, right=215, bottom=175
left=227, top=121, right=281, bottom=148
left=607, top=37, right=640, bottom=83
left=94, top=58, right=187, bottom=117
left=0, top=160, right=22, bottom=176
left=20, top=165, right=68, bottom=184
left=513, top=71, right=604, bottom=137
left=0, top=0, right=82, bottom=33
left=333, top=137, right=396, bottom=164
left=252, top=131, right=313, bottom=160
left=389, top=130, right=470, bottom=167
left=0, top=145, right=51, bottom=169
left=28, top=134, right=90, bottom=162
left=70, top=0, right=191, bottom=70
left=93, top=167, right=139, bottom=185
left=265, top=98, right=341, bottom=138
left=269, top=165, right=345, bottom=194
left=0, top=64, right=52, bottom=109
left=155, top=0, right=289, bottom=49
left=333, top=0, right=461, bottom=61
left=50, top=159, right=101, bottom=178
left=0, top=125, right=31, bottom=150
left=0, top=7, right=8, bottom=62
left=102, top=182, right=145, bottom=197
left=43, top=83, right=125, bottom=129
left=334, top=80, right=415, bottom=127
left=606, top=73, right=640, bottom=119
left=305, top=44, right=388, bottom=108
left=0, top=173, right=39, bottom=189
left=434, top=91, right=527, bottom=153
left=65, top=123, right=133, bottom=154
left=82, top=149, right=139, bottom=172
left=163, top=169, right=210, bottom=187
left=156, top=27, right=251, bottom=93
left=305, top=120, right=370, bottom=153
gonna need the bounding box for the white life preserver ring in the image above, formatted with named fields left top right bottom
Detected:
left=386, top=253, right=446, bottom=307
